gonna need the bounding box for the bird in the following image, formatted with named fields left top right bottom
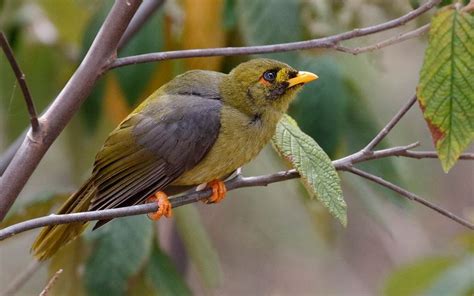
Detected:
left=32, top=58, right=318, bottom=260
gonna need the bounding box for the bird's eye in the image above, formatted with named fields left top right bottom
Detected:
left=263, top=70, right=277, bottom=82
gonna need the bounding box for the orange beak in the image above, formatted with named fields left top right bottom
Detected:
left=287, top=71, right=319, bottom=88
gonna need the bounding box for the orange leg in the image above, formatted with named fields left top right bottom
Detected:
left=146, top=191, right=172, bottom=220
left=203, top=179, right=227, bottom=204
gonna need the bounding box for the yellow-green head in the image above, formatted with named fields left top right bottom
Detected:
left=220, top=58, right=318, bottom=116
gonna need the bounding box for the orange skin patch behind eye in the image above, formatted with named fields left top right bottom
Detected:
left=258, top=76, right=272, bottom=86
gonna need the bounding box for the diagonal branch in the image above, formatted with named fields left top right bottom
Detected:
left=0, top=32, right=39, bottom=133
left=342, top=166, right=474, bottom=230
left=109, top=0, right=441, bottom=69
left=0, top=0, right=143, bottom=221
left=335, top=24, right=430, bottom=55
left=363, top=94, right=418, bottom=152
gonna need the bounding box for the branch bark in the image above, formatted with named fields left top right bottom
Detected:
left=342, top=166, right=474, bottom=230
left=0, top=0, right=143, bottom=221
left=0, top=32, right=39, bottom=133
left=334, top=24, right=430, bottom=55
left=109, top=0, right=441, bottom=69
left=1, top=145, right=473, bottom=240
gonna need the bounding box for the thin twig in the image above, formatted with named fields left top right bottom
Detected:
left=342, top=166, right=474, bottom=230
left=0, top=0, right=142, bottom=221
left=399, top=150, right=474, bottom=160
left=2, top=142, right=474, bottom=240
left=1, top=261, right=42, bottom=296
left=363, top=94, right=418, bottom=152
left=39, top=269, right=63, bottom=296
left=335, top=24, right=430, bottom=55
left=109, top=0, right=441, bottom=69
left=0, top=32, right=39, bottom=133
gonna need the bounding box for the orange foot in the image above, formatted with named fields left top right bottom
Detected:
left=203, top=179, right=227, bottom=204
left=147, top=191, right=172, bottom=220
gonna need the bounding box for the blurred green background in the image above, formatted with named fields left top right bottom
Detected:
left=0, top=0, right=473, bottom=295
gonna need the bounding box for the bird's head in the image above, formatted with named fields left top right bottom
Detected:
left=221, top=58, right=318, bottom=115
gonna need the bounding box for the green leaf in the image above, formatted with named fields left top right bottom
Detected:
left=0, top=192, right=68, bottom=228
left=235, top=0, right=301, bottom=61
left=145, top=243, right=192, bottom=296
left=417, top=7, right=474, bottom=172
left=115, top=11, right=164, bottom=107
left=425, top=255, right=474, bottom=296
left=174, top=205, right=222, bottom=288
left=383, top=256, right=455, bottom=296
left=84, top=216, right=153, bottom=296
left=272, top=114, right=347, bottom=226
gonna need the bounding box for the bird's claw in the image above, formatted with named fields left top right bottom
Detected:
left=204, top=179, right=227, bottom=204
left=147, top=191, right=172, bottom=220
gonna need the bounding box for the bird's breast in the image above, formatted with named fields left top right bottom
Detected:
left=172, top=105, right=280, bottom=185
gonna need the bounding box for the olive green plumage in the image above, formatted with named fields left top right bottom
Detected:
left=32, top=58, right=317, bottom=260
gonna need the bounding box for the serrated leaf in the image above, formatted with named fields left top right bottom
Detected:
left=145, top=243, right=192, bottom=296
left=425, top=255, right=474, bottom=296
left=174, top=205, right=222, bottom=288
left=84, top=216, right=153, bottom=296
left=0, top=192, right=68, bottom=228
left=417, top=7, right=474, bottom=172
left=383, top=256, right=455, bottom=296
left=272, top=114, right=347, bottom=226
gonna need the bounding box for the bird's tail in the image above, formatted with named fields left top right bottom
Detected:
left=32, top=177, right=97, bottom=260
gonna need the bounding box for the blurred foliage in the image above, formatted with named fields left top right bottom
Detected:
left=1, top=0, right=473, bottom=295
left=174, top=205, right=222, bottom=289
left=84, top=216, right=153, bottom=296
left=416, top=6, right=474, bottom=172
left=0, top=192, right=68, bottom=228
left=272, top=115, right=346, bottom=226
left=385, top=232, right=474, bottom=296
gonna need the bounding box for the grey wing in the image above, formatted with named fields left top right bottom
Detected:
left=89, top=95, right=222, bottom=216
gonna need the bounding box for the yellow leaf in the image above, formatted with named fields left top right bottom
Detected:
left=103, top=74, right=131, bottom=125
left=182, top=0, right=226, bottom=70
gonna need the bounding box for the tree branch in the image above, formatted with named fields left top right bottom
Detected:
left=39, top=269, right=63, bottom=296
left=0, top=0, right=166, bottom=177
left=1, top=142, right=473, bottom=240
left=399, top=150, right=474, bottom=160
left=109, top=0, right=440, bottom=69
left=363, top=94, right=418, bottom=152
left=334, top=24, right=430, bottom=55
left=342, top=166, right=474, bottom=230
left=117, top=0, right=165, bottom=49
left=0, top=0, right=143, bottom=221
left=0, top=32, right=39, bottom=133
